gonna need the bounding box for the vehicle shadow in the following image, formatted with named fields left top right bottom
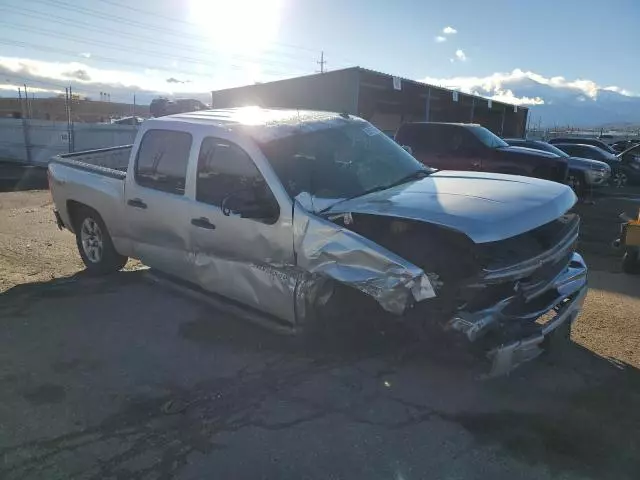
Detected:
left=2, top=269, right=640, bottom=479
left=0, top=164, right=48, bottom=193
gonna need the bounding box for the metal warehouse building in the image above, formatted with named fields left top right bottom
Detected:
left=211, top=67, right=528, bottom=137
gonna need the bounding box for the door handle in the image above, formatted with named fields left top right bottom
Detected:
left=191, top=217, right=216, bottom=230
left=127, top=198, right=147, bottom=209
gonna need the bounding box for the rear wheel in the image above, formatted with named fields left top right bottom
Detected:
left=74, top=208, right=127, bottom=275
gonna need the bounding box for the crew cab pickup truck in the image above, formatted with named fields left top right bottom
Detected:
left=395, top=122, right=569, bottom=184
left=49, top=108, right=587, bottom=375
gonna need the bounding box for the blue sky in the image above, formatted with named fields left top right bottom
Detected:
left=1, top=0, right=639, bottom=104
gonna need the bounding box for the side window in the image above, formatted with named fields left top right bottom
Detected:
left=441, top=127, right=477, bottom=154
left=397, top=125, right=422, bottom=151
left=196, top=137, right=279, bottom=223
left=135, top=130, right=192, bottom=195
left=423, top=127, right=445, bottom=153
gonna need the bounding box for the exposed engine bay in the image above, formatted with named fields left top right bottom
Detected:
left=325, top=211, right=587, bottom=375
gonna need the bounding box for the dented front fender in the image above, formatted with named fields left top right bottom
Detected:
left=293, top=201, right=436, bottom=315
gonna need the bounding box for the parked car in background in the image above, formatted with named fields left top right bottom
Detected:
left=552, top=143, right=628, bottom=186
left=48, top=108, right=587, bottom=375
left=549, top=137, right=617, bottom=155
left=504, top=138, right=610, bottom=195
left=610, top=140, right=640, bottom=153
left=395, top=123, right=568, bottom=183
left=111, top=116, right=144, bottom=125
left=614, top=143, right=640, bottom=186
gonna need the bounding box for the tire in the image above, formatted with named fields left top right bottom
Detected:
left=622, top=250, right=640, bottom=275
left=74, top=207, right=127, bottom=275
left=566, top=172, right=586, bottom=197
left=612, top=170, right=628, bottom=188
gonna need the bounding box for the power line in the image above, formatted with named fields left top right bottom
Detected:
left=22, top=0, right=358, bottom=68
left=0, top=22, right=306, bottom=77
left=26, top=0, right=334, bottom=65
left=2, top=4, right=316, bottom=72
left=95, top=0, right=324, bottom=55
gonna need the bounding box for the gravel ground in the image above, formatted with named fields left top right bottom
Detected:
left=1, top=189, right=640, bottom=479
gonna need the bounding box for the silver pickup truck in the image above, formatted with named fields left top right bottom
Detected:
left=48, top=107, right=588, bottom=375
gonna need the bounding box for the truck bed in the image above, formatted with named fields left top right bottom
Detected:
left=50, top=145, right=132, bottom=179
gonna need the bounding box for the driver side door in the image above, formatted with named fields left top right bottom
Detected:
left=188, top=136, right=297, bottom=324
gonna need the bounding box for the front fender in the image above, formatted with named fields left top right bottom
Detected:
left=292, top=201, right=436, bottom=315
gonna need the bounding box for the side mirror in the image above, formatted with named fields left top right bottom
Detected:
left=221, top=189, right=279, bottom=223
left=402, top=145, right=413, bottom=155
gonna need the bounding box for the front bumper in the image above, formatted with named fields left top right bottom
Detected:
left=448, top=252, right=588, bottom=376
left=53, top=209, right=65, bottom=230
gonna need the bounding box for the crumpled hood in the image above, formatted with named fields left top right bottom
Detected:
left=323, top=171, right=577, bottom=244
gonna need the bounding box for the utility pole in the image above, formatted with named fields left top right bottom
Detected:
left=317, top=51, right=326, bottom=73
left=18, top=88, right=32, bottom=163
left=23, top=84, right=31, bottom=118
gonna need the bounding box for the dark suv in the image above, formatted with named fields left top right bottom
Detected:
left=395, top=123, right=568, bottom=183
left=548, top=137, right=617, bottom=155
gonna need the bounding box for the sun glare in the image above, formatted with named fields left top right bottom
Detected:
left=189, top=0, right=284, bottom=54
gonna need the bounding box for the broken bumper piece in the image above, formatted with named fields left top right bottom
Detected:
left=449, top=252, right=588, bottom=376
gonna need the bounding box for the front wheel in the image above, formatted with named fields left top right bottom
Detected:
left=567, top=172, right=586, bottom=197
left=612, top=170, right=628, bottom=188
left=75, top=208, right=127, bottom=275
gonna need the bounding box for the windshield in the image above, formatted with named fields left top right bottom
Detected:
left=468, top=126, right=509, bottom=148
left=258, top=122, right=430, bottom=211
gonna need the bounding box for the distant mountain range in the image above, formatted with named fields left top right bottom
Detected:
left=522, top=86, right=640, bottom=129
left=424, top=70, right=640, bottom=128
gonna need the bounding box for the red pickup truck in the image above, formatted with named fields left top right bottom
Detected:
left=395, top=122, right=568, bottom=183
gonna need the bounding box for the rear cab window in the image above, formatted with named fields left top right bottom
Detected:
left=135, top=129, right=192, bottom=195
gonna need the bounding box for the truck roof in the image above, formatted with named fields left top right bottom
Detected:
left=149, top=107, right=363, bottom=143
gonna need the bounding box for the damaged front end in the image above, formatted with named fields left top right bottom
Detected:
left=447, top=215, right=587, bottom=375
left=293, top=201, right=437, bottom=317
left=307, top=206, right=587, bottom=376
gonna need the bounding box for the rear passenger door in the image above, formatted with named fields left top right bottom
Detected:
left=125, top=129, right=195, bottom=280
left=188, top=136, right=296, bottom=323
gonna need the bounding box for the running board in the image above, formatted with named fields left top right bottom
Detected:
left=143, top=270, right=297, bottom=336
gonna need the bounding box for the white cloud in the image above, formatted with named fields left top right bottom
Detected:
left=454, top=49, right=467, bottom=61
left=487, top=89, right=545, bottom=106
left=79, top=52, right=91, bottom=58
left=442, top=26, right=457, bottom=34
left=435, top=36, right=447, bottom=43
left=0, top=56, right=218, bottom=104
left=603, top=85, right=634, bottom=96
left=421, top=68, right=638, bottom=106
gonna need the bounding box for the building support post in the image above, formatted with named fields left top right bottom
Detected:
left=425, top=87, right=431, bottom=122
left=470, top=97, right=475, bottom=123
left=500, top=107, right=506, bottom=136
